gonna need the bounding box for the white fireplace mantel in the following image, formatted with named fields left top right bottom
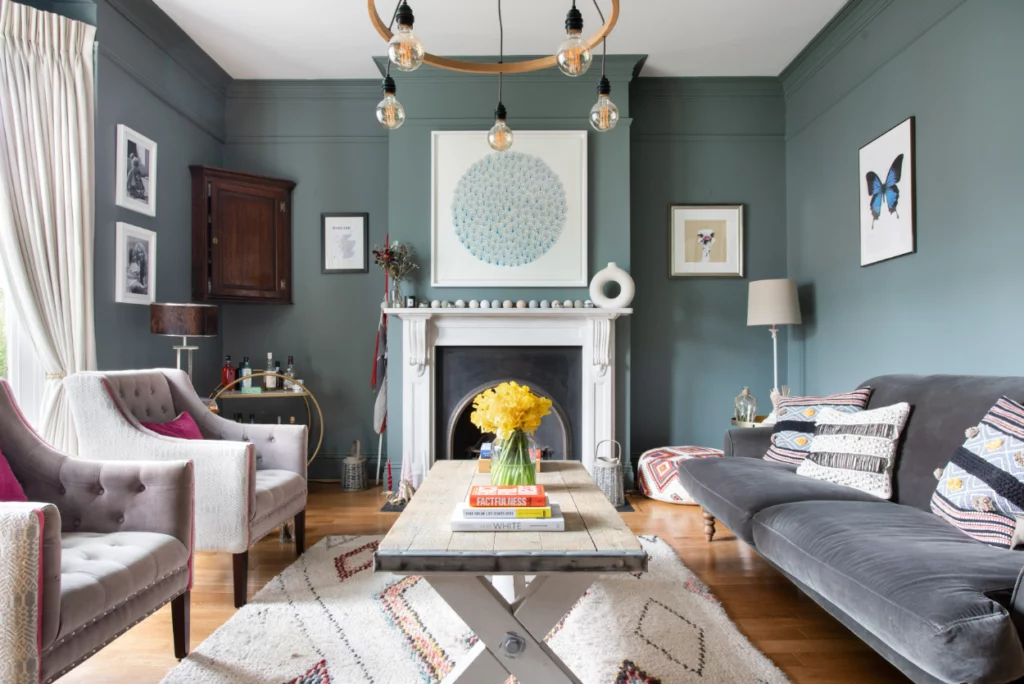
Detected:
left=389, top=307, right=631, bottom=487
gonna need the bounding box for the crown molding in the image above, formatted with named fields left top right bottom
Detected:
left=102, top=0, right=231, bottom=97
left=632, top=77, right=783, bottom=100
left=371, top=55, right=646, bottom=83
left=228, top=80, right=384, bottom=101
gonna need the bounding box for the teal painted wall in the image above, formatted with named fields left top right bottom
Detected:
left=92, top=0, right=228, bottom=393
left=382, top=57, right=642, bottom=475
left=629, top=79, right=788, bottom=457
left=784, top=0, right=1024, bottom=394
left=222, top=81, right=389, bottom=479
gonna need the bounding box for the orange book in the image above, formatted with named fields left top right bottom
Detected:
left=469, top=485, right=547, bottom=508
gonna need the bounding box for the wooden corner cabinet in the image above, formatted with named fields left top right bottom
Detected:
left=190, top=166, right=296, bottom=304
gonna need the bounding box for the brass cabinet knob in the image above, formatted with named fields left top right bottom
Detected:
left=212, top=237, right=219, bottom=245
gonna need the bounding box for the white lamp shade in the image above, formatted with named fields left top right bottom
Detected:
left=747, top=278, right=802, bottom=327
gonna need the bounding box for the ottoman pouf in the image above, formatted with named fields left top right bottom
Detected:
left=637, top=446, right=723, bottom=504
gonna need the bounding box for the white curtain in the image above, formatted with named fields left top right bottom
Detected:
left=0, top=0, right=96, bottom=452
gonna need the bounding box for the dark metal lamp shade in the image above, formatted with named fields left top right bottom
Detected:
left=150, top=303, right=218, bottom=337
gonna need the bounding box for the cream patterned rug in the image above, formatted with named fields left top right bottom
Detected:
left=163, top=535, right=789, bottom=684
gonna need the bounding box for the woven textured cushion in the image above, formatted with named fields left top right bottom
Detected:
left=141, top=412, right=203, bottom=440
left=0, top=448, right=27, bottom=502
left=637, top=446, right=723, bottom=504
left=932, top=396, right=1024, bottom=548
left=796, top=403, right=911, bottom=499
left=763, top=388, right=873, bottom=466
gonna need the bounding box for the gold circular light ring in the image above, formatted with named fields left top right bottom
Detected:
left=369, top=0, right=619, bottom=74
left=210, top=371, right=324, bottom=467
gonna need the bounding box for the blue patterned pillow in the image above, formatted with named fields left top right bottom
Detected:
left=932, top=397, right=1024, bottom=548
left=763, top=388, right=874, bottom=466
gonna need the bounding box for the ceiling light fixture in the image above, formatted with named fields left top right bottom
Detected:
left=487, top=0, right=514, bottom=151
left=387, top=1, right=424, bottom=72
left=556, top=1, right=592, bottom=77
left=588, top=0, right=618, bottom=132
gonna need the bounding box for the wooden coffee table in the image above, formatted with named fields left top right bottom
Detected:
left=375, top=460, right=647, bottom=684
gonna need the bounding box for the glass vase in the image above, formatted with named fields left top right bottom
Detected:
left=389, top=280, right=404, bottom=308
left=734, top=387, right=758, bottom=423
left=490, top=429, right=537, bottom=486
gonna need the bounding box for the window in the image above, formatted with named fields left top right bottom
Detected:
left=0, top=265, right=45, bottom=428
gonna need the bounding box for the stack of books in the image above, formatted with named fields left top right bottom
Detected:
left=450, top=485, right=565, bottom=531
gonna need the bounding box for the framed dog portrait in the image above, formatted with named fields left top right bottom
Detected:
left=115, top=222, right=156, bottom=305
left=115, top=124, right=157, bottom=217
left=669, top=205, right=744, bottom=277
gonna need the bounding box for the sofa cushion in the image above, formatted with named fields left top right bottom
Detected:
left=676, top=457, right=886, bottom=542
left=141, top=411, right=203, bottom=440
left=58, top=531, right=188, bottom=640
left=764, top=388, right=873, bottom=466
left=0, top=448, right=27, bottom=501
left=253, top=469, right=306, bottom=523
left=752, top=501, right=1024, bottom=684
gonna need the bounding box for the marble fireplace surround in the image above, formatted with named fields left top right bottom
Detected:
left=390, top=308, right=631, bottom=487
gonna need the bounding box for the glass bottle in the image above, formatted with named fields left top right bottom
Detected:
left=265, top=352, right=276, bottom=391
left=734, top=387, right=758, bottom=423
left=285, top=355, right=295, bottom=390
left=249, top=413, right=256, bottom=424
left=221, top=355, right=236, bottom=388
left=274, top=361, right=282, bottom=389
left=240, top=357, right=252, bottom=390
left=233, top=412, right=242, bottom=423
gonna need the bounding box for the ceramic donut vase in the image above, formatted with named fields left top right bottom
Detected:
left=589, top=262, right=635, bottom=308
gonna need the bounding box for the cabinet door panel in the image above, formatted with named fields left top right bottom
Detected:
left=210, top=181, right=287, bottom=300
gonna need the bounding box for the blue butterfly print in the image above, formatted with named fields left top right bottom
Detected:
left=865, top=153, right=904, bottom=227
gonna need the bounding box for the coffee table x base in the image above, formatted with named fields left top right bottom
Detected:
left=427, top=573, right=596, bottom=684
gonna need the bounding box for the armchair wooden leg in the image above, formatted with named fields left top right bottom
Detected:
left=295, top=510, right=306, bottom=557
left=233, top=551, right=249, bottom=608
left=702, top=509, right=716, bottom=542
left=171, top=591, right=190, bottom=659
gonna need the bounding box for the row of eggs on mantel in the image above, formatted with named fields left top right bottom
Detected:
left=420, top=299, right=596, bottom=310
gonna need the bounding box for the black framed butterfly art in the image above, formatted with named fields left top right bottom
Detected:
left=858, top=117, right=916, bottom=266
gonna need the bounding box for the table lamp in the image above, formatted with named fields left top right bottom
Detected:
left=747, top=279, right=802, bottom=392
left=150, top=303, right=218, bottom=379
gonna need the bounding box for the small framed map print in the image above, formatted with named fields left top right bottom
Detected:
left=859, top=117, right=916, bottom=266
left=322, top=213, right=369, bottom=274
left=669, top=205, right=744, bottom=277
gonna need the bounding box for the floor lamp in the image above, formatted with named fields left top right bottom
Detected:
left=747, top=279, right=802, bottom=393
left=150, top=303, right=219, bottom=380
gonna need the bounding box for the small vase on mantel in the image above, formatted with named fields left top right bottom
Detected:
left=388, top=280, right=404, bottom=309
left=734, top=387, right=758, bottom=423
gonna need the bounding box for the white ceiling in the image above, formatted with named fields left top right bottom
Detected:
left=151, top=0, right=847, bottom=80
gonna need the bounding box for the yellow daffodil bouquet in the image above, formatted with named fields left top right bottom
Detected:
left=470, top=381, right=552, bottom=486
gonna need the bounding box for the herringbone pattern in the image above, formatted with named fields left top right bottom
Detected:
left=0, top=505, right=43, bottom=683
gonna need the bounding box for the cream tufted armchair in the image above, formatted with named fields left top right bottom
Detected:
left=0, top=379, right=193, bottom=683
left=64, top=369, right=308, bottom=608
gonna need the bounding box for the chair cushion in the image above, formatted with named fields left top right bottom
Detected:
left=141, top=411, right=203, bottom=440
left=58, top=531, right=188, bottom=640
left=0, top=448, right=27, bottom=501
left=752, top=501, right=1024, bottom=684
left=254, top=469, right=306, bottom=523
left=676, top=456, right=886, bottom=542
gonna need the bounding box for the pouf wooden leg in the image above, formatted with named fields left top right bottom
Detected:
left=702, top=509, right=716, bottom=542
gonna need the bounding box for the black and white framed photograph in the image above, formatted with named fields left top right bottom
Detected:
left=669, top=204, right=744, bottom=277
left=115, top=222, right=156, bottom=305
left=115, top=124, right=158, bottom=217
left=859, top=116, right=915, bottom=266
left=321, top=213, right=369, bottom=274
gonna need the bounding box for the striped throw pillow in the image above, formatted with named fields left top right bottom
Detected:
left=796, top=403, right=911, bottom=499
left=931, top=397, right=1024, bottom=548
left=763, top=388, right=874, bottom=466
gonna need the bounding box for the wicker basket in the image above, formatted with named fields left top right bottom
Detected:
left=593, top=439, right=624, bottom=508
left=342, top=439, right=368, bottom=492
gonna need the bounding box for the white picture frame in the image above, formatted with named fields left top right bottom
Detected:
left=115, top=124, right=158, bottom=217
left=115, top=222, right=156, bottom=305
left=669, top=205, right=744, bottom=277
left=859, top=117, right=916, bottom=266
left=431, top=130, right=588, bottom=287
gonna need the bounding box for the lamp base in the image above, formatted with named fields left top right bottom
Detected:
left=173, top=336, right=199, bottom=379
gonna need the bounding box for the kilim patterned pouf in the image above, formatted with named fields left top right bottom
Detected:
left=637, top=446, right=724, bottom=504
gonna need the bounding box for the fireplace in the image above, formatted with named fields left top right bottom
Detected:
left=392, top=307, right=630, bottom=487
left=437, top=347, right=582, bottom=462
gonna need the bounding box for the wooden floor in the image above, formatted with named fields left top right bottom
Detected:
left=60, top=483, right=908, bottom=684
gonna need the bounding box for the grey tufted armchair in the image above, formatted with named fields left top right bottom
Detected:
left=64, top=369, right=308, bottom=608
left=0, top=379, right=193, bottom=683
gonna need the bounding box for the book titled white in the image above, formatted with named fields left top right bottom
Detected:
left=451, top=503, right=564, bottom=531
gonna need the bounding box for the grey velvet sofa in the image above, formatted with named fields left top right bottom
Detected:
left=0, top=379, right=193, bottom=683
left=677, top=375, right=1024, bottom=684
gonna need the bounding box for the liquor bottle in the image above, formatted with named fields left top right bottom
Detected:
left=221, top=355, right=236, bottom=388
left=277, top=416, right=283, bottom=424
left=240, top=356, right=252, bottom=389
left=289, top=416, right=296, bottom=425
left=285, top=355, right=295, bottom=390
left=265, top=352, right=277, bottom=391
left=274, top=361, right=282, bottom=390
left=233, top=413, right=242, bottom=423
left=249, top=413, right=256, bottom=424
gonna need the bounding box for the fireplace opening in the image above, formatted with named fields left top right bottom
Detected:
left=436, top=346, right=582, bottom=462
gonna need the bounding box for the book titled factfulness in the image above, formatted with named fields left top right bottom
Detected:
left=468, top=485, right=547, bottom=508
left=455, top=502, right=552, bottom=519
left=451, top=504, right=564, bottom=532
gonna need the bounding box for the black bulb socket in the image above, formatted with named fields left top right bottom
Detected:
left=382, top=75, right=397, bottom=95
left=597, top=75, right=611, bottom=96
left=396, top=1, right=415, bottom=28
left=565, top=3, right=584, bottom=33
left=494, top=102, right=508, bottom=121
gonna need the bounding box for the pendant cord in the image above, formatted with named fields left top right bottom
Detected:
left=497, top=0, right=504, bottom=104
left=384, top=0, right=403, bottom=77
left=591, top=0, right=606, bottom=77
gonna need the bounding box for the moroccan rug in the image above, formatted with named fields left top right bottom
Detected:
left=163, top=535, right=789, bottom=684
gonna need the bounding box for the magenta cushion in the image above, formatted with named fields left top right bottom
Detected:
left=0, top=448, right=27, bottom=502
left=141, top=412, right=204, bottom=440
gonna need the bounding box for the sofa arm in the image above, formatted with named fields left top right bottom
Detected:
left=0, top=502, right=61, bottom=680
left=723, top=427, right=773, bottom=459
